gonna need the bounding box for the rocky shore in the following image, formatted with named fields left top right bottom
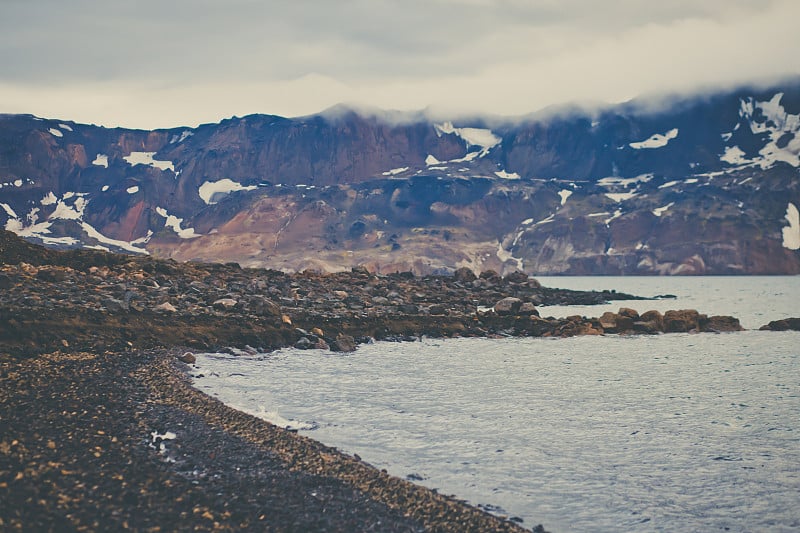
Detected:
left=1, top=229, right=796, bottom=532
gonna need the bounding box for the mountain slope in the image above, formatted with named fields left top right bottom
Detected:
left=1, top=81, right=799, bottom=274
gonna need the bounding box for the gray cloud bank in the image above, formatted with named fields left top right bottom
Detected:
left=1, top=0, right=799, bottom=128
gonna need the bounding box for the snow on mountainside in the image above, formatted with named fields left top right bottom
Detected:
left=0, top=81, right=799, bottom=274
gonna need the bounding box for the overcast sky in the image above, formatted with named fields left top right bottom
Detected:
left=1, top=0, right=799, bottom=129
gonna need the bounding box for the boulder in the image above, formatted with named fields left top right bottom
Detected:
left=248, top=296, right=281, bottom=317
left=759, top=317, right=800, bottom=331
left=453, top=267, right=477, bottom=283
left=494, top=297, right=522, bottom=315
left=331, top=334, right=357, bottom=352
left=617, top=307, right=639, bottom=320
left=428, top=304, right=448, bottom=315
left=700, top=315, right=744, bottom=332
left=103, top=298, right=128, bottom=313
left=639, top=310, right=664, bottom=331
left=598, top=311, right=619, bottom=332
left=479, top=269, right=501, bottom=281
left=503, top=271, right=529, bottom=284
left=154, top=302, right=177, bottom=313
left=178, top=352, right=196, bottom=364
left=294, top=337, right=313, bottom=350
left=663, top=309, right=703, bottom=333
left=518, top=302, right=539, bottom=316
left=212, top=298, right=238, bottom=310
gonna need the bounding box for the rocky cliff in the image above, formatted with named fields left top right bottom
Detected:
left=1, top=81, right=799, bottom=274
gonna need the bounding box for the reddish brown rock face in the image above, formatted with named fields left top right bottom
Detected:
left=1, top=83, right=799, bottom=274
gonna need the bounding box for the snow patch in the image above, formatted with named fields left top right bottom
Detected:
left=48, top=128, right=63, bottom=138
left=604, top=209, right=623, bottom=225
left=92, top=154, right=109, bottom=168
left=123, top=152, right=175, bottom=172
left=597, top=174, right=652, bottom=187
left=382, top=167, right=409, bottom=176
left=728, top=93, right=800, bottom=168
left=58, top=123, right=73, bottom=132
left=658, top=180, right=679, bottom=189
left=155, top=206, right=200, bottom=239
left=425, top=155, right=441, bottom=166
left=496, top=241, right=523, bottom=270
left=170, top=130, right=194, bottom=144
left=494, top=170, right=520, bottom=180
left=81, top=222, right=150, bottom=254
left=101, top=185, right=109, bottom=192
left=435, top=122, right=501, bottom=150
left=558, top=189, right=573, bottom=205
left=1, top=203, right=17, bottom=218
left=126, top=186, right=139, bottom=194
left=50, top=196, right=88, bottom=221
left=721, top=146, right=749, bottom=166
left=629, top=128, right=678, bottom=149
left=782, top=202, right=800, bottom=250
left=652, top=202, right=675, bottom=217
left=41, top=192, right=57, bottom=205
left=198, top=179, right=258, bottom=205
left=605, top=192, right=637, bottom=202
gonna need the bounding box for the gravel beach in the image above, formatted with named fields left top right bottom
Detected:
left=0, top=347, right=538, bottom=532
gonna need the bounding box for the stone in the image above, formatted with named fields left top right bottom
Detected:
left=494, top=297, right=522, bottom=315
left=639, top=310, right=664, bottom=331
left=617, top=307, right=639, bottom=320
left=428, top=304, right=448, bottom=315
left=0, top=274, right=12, bottom=289
left=331, top=333, right=357, bottom=352
left=178, top=352, right=196, bottom=364
left=518, top=302, right=539, bottom=316
left=701, top=315, right=744, bottom=332
left=311, top=327, right=325, bottom=338
left=313, top=339, right=330, bottom=350
left=598, top=312, right=619, bottom=333
left=36, top=267, right=68, bottom=282
left=212, top=298, right=238, bottom=310
left=759, top=317, right=800, bottom=331
left=453, top=267, right=477, bottom=283
left=663, top=309, right=703, bottom=333
left=103, top=298, right=128, bottom=313
left=248, top=296, right=281, bottom=317
left=503, top=271, right=529, bottom=284
left=154, top=302, right=177, bottom=313
left=479, top=269, right=501, bottom=281
left=527, top=278, right=542, bottom=289
left=294, top=337, right=312, bottom=350
left=281, top=314, right=293, bottom=325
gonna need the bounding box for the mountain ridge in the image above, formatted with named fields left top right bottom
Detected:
left=1, top=81, right=799, bottom=274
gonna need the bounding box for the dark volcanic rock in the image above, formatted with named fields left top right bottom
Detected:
left=759, top=317, right=800, bottom=331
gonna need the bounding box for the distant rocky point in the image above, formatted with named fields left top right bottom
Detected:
left=1, top=229, right=773, bottom=360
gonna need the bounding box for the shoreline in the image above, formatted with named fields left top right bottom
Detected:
left=3, top=230, right=798, bottom=531
left=0, top=347, right=538, bottom=532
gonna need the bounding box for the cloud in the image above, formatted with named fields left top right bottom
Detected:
left=1, top=0, right=798, bottom=128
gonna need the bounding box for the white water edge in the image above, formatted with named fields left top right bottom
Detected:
left=191, top=276, right=800, bottom=532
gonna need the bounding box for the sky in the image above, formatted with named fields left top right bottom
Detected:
left=1, top=0, right=799, bottom=129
